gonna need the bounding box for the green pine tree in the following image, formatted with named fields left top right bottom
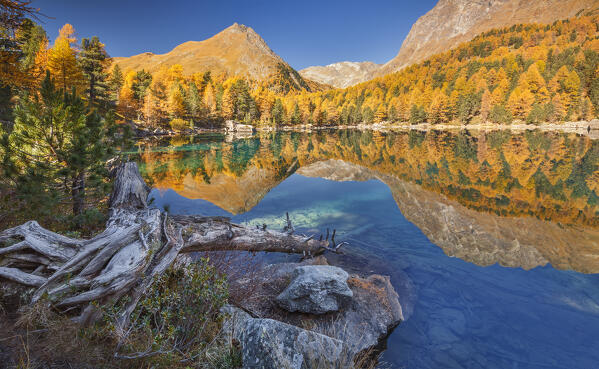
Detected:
left=3, top=71, right=122, bottom=227
left=271, top=98, right=285, bottom=125
left=79, top=36, right=109, bottom=106
left=131, top=70, right=152, bottom=103
left=291, top=102, right=301, bottom=125
left=16, top=18, right=47, bottom=70
left=186, top=81, right=203, bottom=123
left=108, top=64, right=124, bottom=103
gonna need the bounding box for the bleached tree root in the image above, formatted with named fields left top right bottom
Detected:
left=0, top=162, right=342, bottom=326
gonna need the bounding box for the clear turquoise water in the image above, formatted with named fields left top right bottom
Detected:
left=142, top=131, right=599, bottom=369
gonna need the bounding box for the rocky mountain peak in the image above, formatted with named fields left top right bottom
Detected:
left=299, top=61, right=380, bottom=88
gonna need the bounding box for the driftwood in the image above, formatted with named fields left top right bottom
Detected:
left=0, top=162, right=343, bottom=328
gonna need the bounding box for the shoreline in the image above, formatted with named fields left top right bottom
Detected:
left=134, top=119, right=599, bottom=139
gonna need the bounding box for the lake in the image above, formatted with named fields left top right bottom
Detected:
left=133, top=129, right=599, bottom=369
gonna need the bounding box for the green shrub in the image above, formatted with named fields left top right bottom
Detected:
left=170, top=118, right=192, bottom=132
left=2, top=259, right=236, bottom=368
left=106, top=258, right=230, bottom=366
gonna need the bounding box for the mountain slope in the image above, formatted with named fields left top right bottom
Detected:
left=299, top=61, right=380, bottom=88
left=377, top=0, right=599, bottom=76
left=112, top=23, right=300, bottom=82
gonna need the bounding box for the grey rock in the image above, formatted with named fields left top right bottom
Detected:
left=220, top=304, right=252, bottom=341
left=275, top=265, right=353, bottom=314
left=230, top=257, right=404, bottom=360
left=326, top=274, right=403, bottom=355
left=240, top=318, right=350, bottom=369
left=225, top=120, right=254, bottom=133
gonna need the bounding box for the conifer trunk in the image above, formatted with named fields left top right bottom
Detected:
left=71, top=171, right=85, bottom=216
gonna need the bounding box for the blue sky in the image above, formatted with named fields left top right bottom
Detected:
left=32, top=0, right=438, bottom=70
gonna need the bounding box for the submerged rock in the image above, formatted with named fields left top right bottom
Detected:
left=275, top=265, right=353, bottom=314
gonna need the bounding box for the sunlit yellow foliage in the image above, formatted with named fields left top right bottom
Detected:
left=508, top=87, right=535, bottom=120
left=47, top=24, right=84, bottom=92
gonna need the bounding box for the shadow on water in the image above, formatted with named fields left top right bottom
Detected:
left=139, top=129, right=599, bottom=368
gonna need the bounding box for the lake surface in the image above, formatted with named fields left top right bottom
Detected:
left=133, top=129, right=599, bottom=369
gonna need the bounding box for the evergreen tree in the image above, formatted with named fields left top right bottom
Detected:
left=271, top=98, right=285, bottom=125
left=108, top=64, right=124, bottom=103
left=290, top=102, right=301, bottom=125
left=131, top=70, right=152, bottom=102
left=3, top=72, right=120, bottom=222
left=362, top=106, right=374, bottom=123
left=79, top=36, right=109, bottom=106
left=186, top=81, right=203, bottom=123
left=0, top=0, right=40, bottom=89
left=409, top=105, right=427, bottom=124
left=15, top=18, right=47, bottom=70
left=200, top=71, right=211, bottom=92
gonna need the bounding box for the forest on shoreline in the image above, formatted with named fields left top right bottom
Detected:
left=111, top=15, right=599, bottom=129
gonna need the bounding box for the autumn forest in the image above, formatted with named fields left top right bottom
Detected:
left=99, top=15, right=599, bottom=127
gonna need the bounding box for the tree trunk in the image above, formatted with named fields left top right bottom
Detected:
left=0, top=162, right=340, bottom=327
left=71, top=171, right=85, bottom=216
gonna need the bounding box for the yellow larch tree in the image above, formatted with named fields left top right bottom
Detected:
left=203, top=83, right=217, bottom=117
left=428, top=89, right=449, bottom=124
left=549, top=66, right=581, bottom=112
left=117, top=70, right=138, bottom=119
left=519, top=64, right=549, bottom=104
left=480, top=89, right=492, bottom=122
left=47, top=24, right=84, bottom=92
left=32, top=36, right=49, bottom=83
left=58, top=23, right=76, bottom=45
left=221, top=86, right=234, bottom=120
left=167, top=84, right=186, bottom=118
left=507, top=86, right=535, bottom=119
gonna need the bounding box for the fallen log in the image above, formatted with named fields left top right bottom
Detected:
left=0, top=162, right=340, bottom=326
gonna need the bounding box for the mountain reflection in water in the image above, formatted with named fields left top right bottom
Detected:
left=133, top=130, right=599, bottom=368
left=136, top=129, right=599, bottom=273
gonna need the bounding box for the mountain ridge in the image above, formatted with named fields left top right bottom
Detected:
left=297, top=0, right=599, bottom=86
left=112, top=23, right=298, bottom=82
left=376, top=0, right=599, bottom=76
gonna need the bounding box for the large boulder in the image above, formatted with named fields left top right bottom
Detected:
left=221, top=305, right=351, bottom=369
left=241, top=318, right=349, bottom=369
left=275, top=265, right=353, bottom=314
left=337, top=274, right=403, bottom=354
left=225, top=120, right=254, bottom=133
left=228, top=256, right=404, bottom=358
left=221, top=304, right=252, bottom=341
